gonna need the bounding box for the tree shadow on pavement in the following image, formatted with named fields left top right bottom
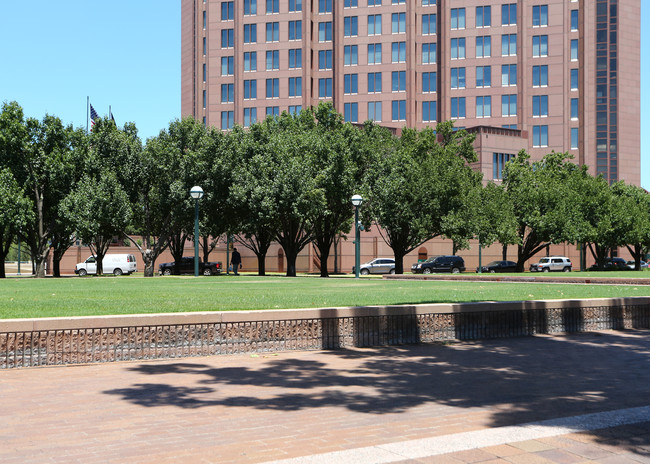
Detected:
left=104, top=330, right=650, bottom=457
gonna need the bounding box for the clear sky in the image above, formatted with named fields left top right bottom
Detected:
left=0, top=2, right=648, bottom=187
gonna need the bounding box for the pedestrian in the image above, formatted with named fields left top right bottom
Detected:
left=231, top=247, right=242, bottom=275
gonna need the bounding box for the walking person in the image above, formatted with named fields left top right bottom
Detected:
left=231, top=247, right=242, bottom=275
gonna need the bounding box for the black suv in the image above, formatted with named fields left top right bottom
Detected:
left=158, top=257, right=222, bottom=276
left=589, top=257, right=629, bottom=271
left=411, top=256, right=465, bottom=274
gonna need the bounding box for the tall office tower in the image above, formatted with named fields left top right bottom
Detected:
left=181, top=0, right=640, bottom=185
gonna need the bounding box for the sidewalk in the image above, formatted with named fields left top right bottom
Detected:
left=1, top=330, right=649, bottom=464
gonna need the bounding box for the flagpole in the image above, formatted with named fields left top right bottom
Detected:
left=86, top=96, right=89, bottom=134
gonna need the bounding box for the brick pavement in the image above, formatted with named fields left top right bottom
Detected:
left=1, top=330, right=649, bottom=464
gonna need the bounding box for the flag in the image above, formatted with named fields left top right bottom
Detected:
left=90, top=104, right=98, bottom=127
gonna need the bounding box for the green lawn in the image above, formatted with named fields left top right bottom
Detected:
left=1, top=274, right=650, bottom=319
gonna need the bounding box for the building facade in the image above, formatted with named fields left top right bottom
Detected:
left=181, top=0, right=640, bottom=185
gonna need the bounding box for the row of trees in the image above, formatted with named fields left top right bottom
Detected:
left=1, top=100, right=649, bottom=278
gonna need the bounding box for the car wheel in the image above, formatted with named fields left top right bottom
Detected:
left=163, top=268, right=172, bottom=276
left=113, top=268, right=123, bottom=276
left=543, top=267, right=550, bottom=273
left=360, top=268, right=369, bottom=275
left=389, top=269, right=395, bottom=274
left=490, top=269, right=496, bottom=273
left=423, top=268, right=432, bottom=274
left=451, top=267, right=460, bottom=274
left=563, top=267, right=571, bottom=272
left=203, top=268, right=212, bottom=276
left=78, top=269, right=87, bottom=277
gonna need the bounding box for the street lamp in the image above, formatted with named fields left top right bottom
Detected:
left=351, top=195, right=363, bottom=278
left=190, top=186, right=204, bottom=277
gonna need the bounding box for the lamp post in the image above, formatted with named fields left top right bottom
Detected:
left=190, top=186, right=204, bottom=277
left=351, top=195, right=363, bottom=278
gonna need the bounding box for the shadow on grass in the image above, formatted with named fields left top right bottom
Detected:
left=104, top=330, right=650, bottom=457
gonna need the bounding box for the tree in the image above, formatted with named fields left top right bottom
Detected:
left=61, top=172, right=132, bottom=275
left=363, top=121, right=480, bottom=274
left=502, top=151, right=588, bottom=272
left=474, top=181, right=519, bottom=260
left=613, top=183, right=650, bottom=270
left=0, top=169, right=33, bottom=278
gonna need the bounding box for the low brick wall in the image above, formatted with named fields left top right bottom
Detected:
left=1, top=297, right=649, bottom=368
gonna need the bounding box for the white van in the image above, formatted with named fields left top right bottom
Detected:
left=75, top=254, right=138, bottom=276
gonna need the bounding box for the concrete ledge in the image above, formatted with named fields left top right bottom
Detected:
left=386, top=274, right=650, bottom=285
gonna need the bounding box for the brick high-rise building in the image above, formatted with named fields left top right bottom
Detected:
left=181, top=0, right=640, bottom=185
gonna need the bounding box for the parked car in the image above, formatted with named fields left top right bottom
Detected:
left=353, top=258, right=395, bottom=275
left=529, top=256, right=572, bottom=272
left=158, top=257, right=222, bottom=276
left=589, top=257, right=629, bottom=271
left=75, top=254, right=137, bottom=276
left=476, top=260, right=518, bottom=273
left=626, top=260, right=648, bottom=270
left=411, top=255, right=465, bottom=274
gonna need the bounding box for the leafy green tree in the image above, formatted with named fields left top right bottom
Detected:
left=474, top=181, right=519, bottom=259
left=613, top=183, right=650, bottom=269
left=0, top=168, right=33, bottom=278
left=61, top=172, right=132, bottom=275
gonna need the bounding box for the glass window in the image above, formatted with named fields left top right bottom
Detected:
left=319, top=50, right=333, bottom=69
left=345, top=16, right=358, bottom=36
left=221, top=29, right=234, bottom=47
left=571, top=98, right=578, bottom=119
left=422, top=101, right=436, bottom=122
left=319, top=22, right=332, bottom=42
left=392, top=0, right=405, bottom=4
left=288, top=105, right=302, bottom=115
left=476, top=96, right=491, bottom=118
left=344, top=103, right=358, bottom=122
left=532, top=95, right=548, bottom=117
left=422, top=43, right=436, bottom=64
left=289, top=0, right=302, bottom=12
left=221, top=1, right=234, bottom=20
left=266, top=22, right=279, bottom=42
left=532, top=5, right=548, bottom=27
left=493, top=153, right=513, bottom=180
left=221, top=56, right=234, bottom=75
left=244, top=52, right=257, bottom=71
left=244, top=0, right=257, bottom=15
left=266, top=50, right=279, bottom=70
left=266, top=0, right=278, bottom=13
left=266, top=78, right=279, bottom=98
left=289, top=77, right=302, bottom=97
left=571, top=128, right=579, bottom=149
left=502, top=94, right=517, bottom=116
left=532, top=65, right=548, bottom=87
left=533, top=125, right=548, bottom=147
left=391, top=100, right=406, bottom=121
left=243, top=108, right=257, bottom=127
left=203, top=63, right=206, bottom=82
left=391, top=42, right=406, bottom=63
left=289, top=49, right=302, bottom=68
left=392, top=13, right=406, bottom=33
left=502, top=64, right=516, bottom=86
left=289, top=20, right=302, bottom=40
left=221, top=83, right=234, bottom=103
left=422, top=0, right=435, bottom=5
left=571, top=10, right=578, bottom=31
left=532, top=35, right=548, bottom=57
left=450, top=97, right=466, bottom=118
left=368, top=72, right=382, bottom=93
left=502, top=3, right=516, bottom=25
left=368, top=101, right=382, bottom=121
left=203, top=37, right=206, bottom=55
left=344, top=45, right=358, bottom=65
left=266, top=106, right=280, bottom=117
left=368, top=14, right=382, bottom=35
left=422, top=72, right=436, bottom=93
left=344, top=0, right=357, bottom=7
left=451, top=8, right=465, bottom=29
left=476, top=6, right=491, bottom=27
left=243, top=24, right=257, bottom=44
left=476, top=36, right=491, bottom=58
left=368, top=43, right=382, bottom=64
left=344, top=74, right=358, bottom=94
left=318, top=78, right=333, bottom=97
left=451, top=38, right=466, bottom=59
left=221, top=111, right=234, bottom=130
left=422, top=14, right=436, bottom=35
left=451, top=67, right=465, bottom=89
left=243, top=80, right=257, bottom=99
left=391, top=71, right=406, bottom=92
left=318, top=0, right=332, bottom=13
left=571, top=69, right=578, bottom=90
left=476, top=66, right=491, bottom=88
left=202, top=90, right=206, bottom=109
left=571, top=39, right=578, bottom=61
left=501, top=34, right=517, bottom=56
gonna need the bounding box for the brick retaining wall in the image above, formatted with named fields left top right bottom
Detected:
left=2, top=297, right=649, bottom=368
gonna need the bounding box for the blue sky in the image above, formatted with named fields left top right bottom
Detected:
left=1, top=2, right=648, bottom=187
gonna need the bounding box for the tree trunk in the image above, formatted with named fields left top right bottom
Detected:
left=284, top=247, right=298, bottom=277
left=318, top=246, right=330, bottom=278
left=502, top=243, right=508, bottom=261
left=256, top=253, right=267, bottom=276
left=393, top=251, right=406, bottom=274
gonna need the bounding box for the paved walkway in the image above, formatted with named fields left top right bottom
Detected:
left=1, top=330, right=649, bottom=464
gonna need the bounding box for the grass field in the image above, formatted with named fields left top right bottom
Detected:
left=1, top=274, right=650, bottom=319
